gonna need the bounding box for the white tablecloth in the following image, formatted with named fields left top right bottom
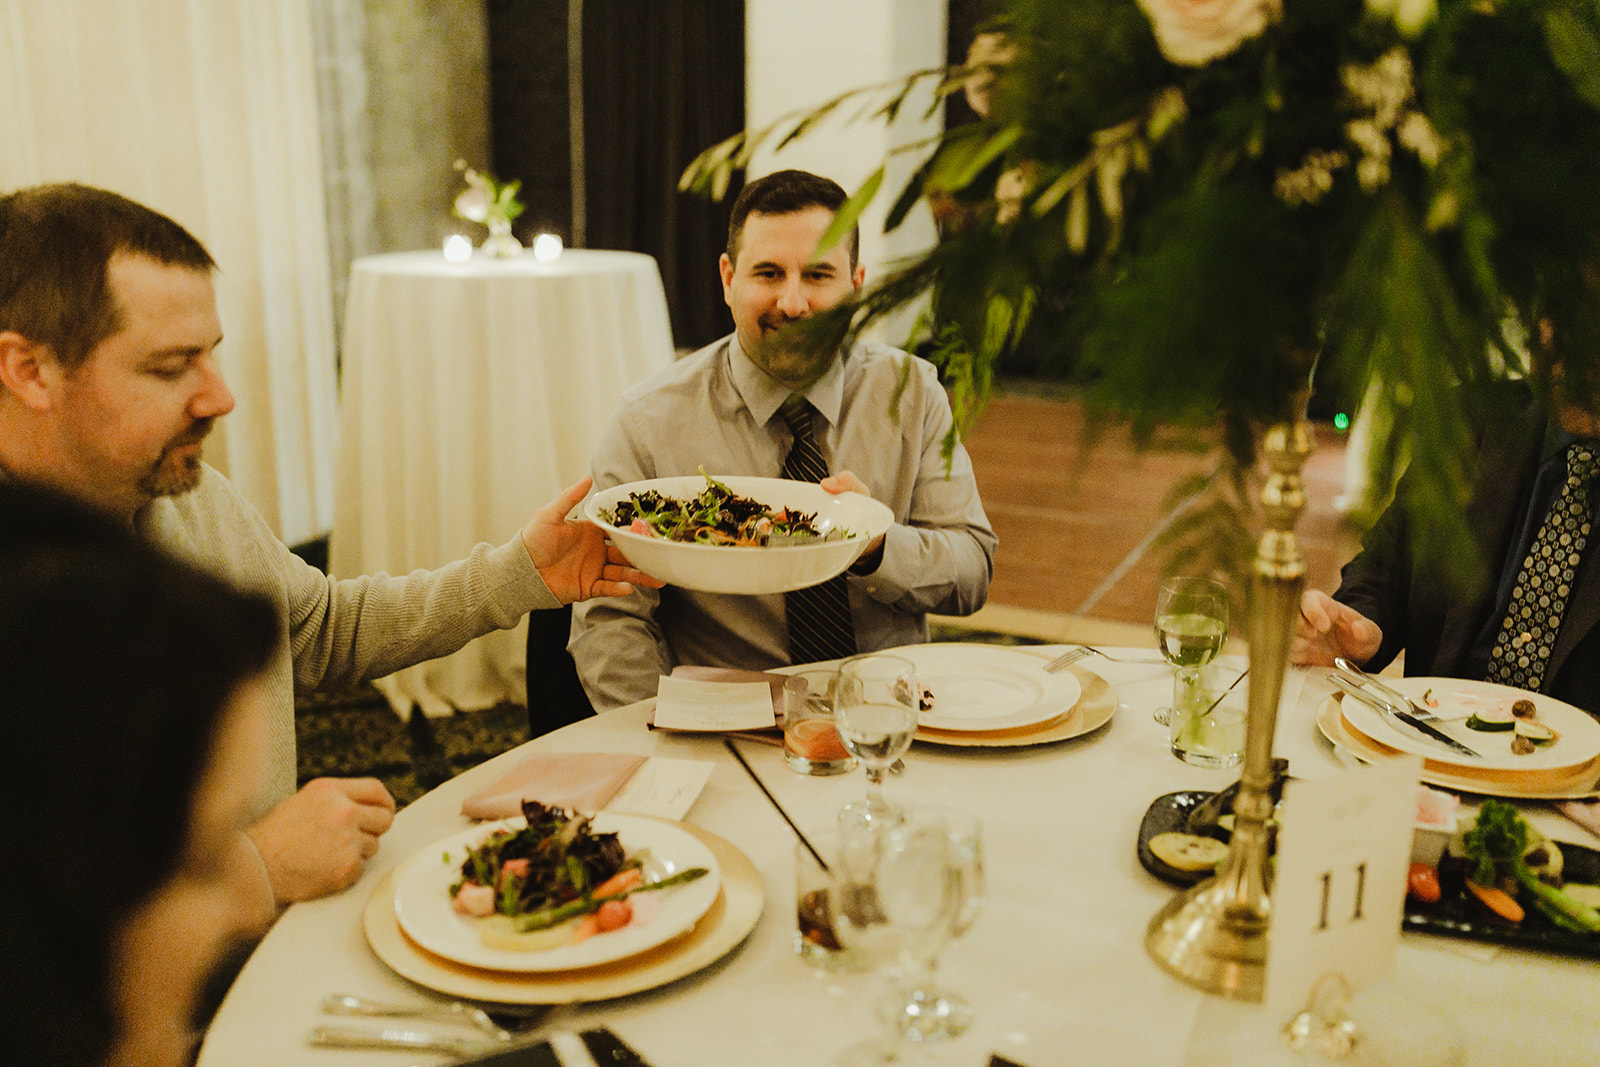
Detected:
left=332, top=249, right=676, bottom=717
left=199, top=652, right=1600, bottom=1065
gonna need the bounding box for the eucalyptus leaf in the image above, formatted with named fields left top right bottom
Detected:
left=1543, top=6, right=1600, bottom=111
left=815, top=167, right=883, bottom=262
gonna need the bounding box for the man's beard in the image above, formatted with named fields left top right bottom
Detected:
left=138, top=420, right=212, bottom=498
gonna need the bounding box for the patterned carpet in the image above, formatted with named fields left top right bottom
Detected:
left=295, top=624, right=1045, bottom=808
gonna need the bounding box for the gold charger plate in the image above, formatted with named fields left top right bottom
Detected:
left=363, top=819, right=764, bottom=1004
left=1315, top=694, right=1600, bottom=799
left=914, top=664, right=1117, bottom=748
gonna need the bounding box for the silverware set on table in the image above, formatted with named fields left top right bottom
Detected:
left=1326, top=656, right=1483, bottom=759
left=308, top=993, right=549, bottom=1057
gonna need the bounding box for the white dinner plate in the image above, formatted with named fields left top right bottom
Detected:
left=1338, top=676, right=1600, bottom=773
left=392, top=813, right=721, bottom=973
left=889, top=643, right=1081, bottom=732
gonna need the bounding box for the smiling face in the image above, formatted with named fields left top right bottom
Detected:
left=719, top=207, right=865, bottom=391
left=43, top=252, right=234, bottom=518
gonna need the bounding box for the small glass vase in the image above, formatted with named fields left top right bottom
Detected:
left=480, top=216, right=522, bottom=258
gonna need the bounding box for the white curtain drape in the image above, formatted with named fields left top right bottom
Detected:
left=0, top=0, right=338, bottom=544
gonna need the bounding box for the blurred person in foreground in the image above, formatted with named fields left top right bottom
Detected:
left=0, top=484, right=279, bottom=1067
left=1292, top=370, right=1600, bottom=716
left=570, top=169, right=996, bottom=709
left=0, top=183, right=661, bottom=904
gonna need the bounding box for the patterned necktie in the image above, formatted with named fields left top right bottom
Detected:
left=1486, top=442, right=1599, bottom=691
left=779, top=395, right=858, bottom=664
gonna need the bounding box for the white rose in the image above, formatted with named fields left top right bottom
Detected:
left=454, top=173, right=489, bottom=223
left=1365, top=0, right=1436, bottom=37
left=1136, top=0, right=1281, bottom=67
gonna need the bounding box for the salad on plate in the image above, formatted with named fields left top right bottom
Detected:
left=450, top=800, right=708, bottom=951
left=600, top=472, right=851, bottom=547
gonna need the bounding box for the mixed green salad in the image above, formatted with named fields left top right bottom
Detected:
left=601, top=473, right=849, bottom=547
left=450, top=800, right=706, bottom=935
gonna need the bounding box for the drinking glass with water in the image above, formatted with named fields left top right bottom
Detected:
left=1152, top=576, right=1228, bottom=726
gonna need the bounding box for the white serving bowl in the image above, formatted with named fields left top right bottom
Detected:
left=583, top=475, right=895, bottom=594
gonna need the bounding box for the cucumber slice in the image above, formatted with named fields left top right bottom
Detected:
left=1465, top=713, right=1514, bottom=732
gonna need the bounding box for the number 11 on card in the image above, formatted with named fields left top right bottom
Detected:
left=1264, top=758, right=1420, bottom=1012
left=1316, top=863, right=1367, bottom=931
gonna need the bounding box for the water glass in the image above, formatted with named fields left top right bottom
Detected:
left=1169, top=663, right=1246, bottom=768
left=827, top=810, right=966, bottom=1066
left=783, top=669, right=855, bottom=776
left=794, top=832, right=873, bottom=972
left=1153, top=576, right=1228, bottom=726
left=833, top=653, right=919, bottom=829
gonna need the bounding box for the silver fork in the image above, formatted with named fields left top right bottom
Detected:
left=1044, top=644, right=1160, bottom=673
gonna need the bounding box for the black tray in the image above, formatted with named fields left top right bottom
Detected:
left=1136, top=790, right=1220, bottom=886
left=1138, top=791, right=1600, bottom=959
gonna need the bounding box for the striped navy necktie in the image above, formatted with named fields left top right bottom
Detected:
left=779, top=395, right=858, bottom=664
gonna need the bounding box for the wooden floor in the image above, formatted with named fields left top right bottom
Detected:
left=935, top=390, right=1365, bottom=647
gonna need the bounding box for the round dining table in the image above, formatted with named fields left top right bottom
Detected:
left=331, top=248, right=676, bottom=718
left=198, top=650, right=1600, bottom=1066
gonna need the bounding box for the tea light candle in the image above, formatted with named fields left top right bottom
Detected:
left=442, top=233, right=473, bottom=263
left=532, top=233, right=563, bottom=262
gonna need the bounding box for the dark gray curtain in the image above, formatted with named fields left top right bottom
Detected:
left=486, top=0, right=744, bottom=350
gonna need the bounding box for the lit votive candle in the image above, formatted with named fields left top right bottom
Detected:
left=532, top=233, right=563, bottom=262
left=442, top=233, right=473, bottom=263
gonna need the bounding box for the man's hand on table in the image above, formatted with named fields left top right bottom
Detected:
left=247, top=777, right=397, bottom=905
left=822, top=470, right=886, bottom=569
left=1292, top=589, right=1383, bottom=667
left=521, top=475, right=666, bottom=603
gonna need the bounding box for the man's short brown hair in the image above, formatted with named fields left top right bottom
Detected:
left=725, top=169, right=858, bottom=271
left=0, top=183, right=215, bottom=370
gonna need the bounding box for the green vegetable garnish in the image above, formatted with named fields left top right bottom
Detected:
left=513, top=867, right=711, bottom=932
left=1462, top=800, right=1600, bottom=933
left=1465, top=714, right=1515, bottom=732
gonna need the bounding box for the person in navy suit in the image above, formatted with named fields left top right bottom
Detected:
left=1293, top=380, right=1600, bottom=716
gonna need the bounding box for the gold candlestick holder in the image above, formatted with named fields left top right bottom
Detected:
left=1145, top=404, right=1313, bottom=1000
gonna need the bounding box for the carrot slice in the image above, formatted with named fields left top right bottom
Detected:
left=1465, top=880, right=1524, bottom=923
left=569, top=912, right=602, bottom=944
left=593, top=867, right=643, bottom=898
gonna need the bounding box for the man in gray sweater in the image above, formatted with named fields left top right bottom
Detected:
left=0, top=183, right=658, bottom=904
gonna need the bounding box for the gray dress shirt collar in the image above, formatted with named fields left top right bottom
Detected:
left=725, top=333, right=848, bottom=430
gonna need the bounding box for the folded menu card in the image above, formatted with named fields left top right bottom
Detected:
left=460, top=752, right=712, bottom=822
left=651, top=669, right=783, bottom=732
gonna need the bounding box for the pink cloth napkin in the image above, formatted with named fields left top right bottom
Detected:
left=459, top=751, right=647, bottom=820
left=1555, top=799, right=1600, bottom=841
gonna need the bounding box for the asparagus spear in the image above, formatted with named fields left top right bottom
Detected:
left=1463, top=800, right=1600, bottom=934
left=513, top=867, right=710, bottom=933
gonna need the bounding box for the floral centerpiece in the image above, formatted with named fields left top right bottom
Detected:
left=684, top=0, right=1600, bottom=572
left=683, top=0, right=1600, bottom=1001
left=453, top=159, right=526, bottom=258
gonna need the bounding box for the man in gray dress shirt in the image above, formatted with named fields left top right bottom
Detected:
left=0, top=183, right=658, bottom=903
left=570, top=169, right=997, bottom=710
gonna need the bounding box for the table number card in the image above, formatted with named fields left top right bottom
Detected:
left=1265, top=756, right=1422, bottom=1013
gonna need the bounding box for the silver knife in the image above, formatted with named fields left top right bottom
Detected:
left=1326, top=674, right=1483, bottom=759
left=306, top=1025, right=504, bottom=1057
left=1332, top=657, right=1448, bottom=723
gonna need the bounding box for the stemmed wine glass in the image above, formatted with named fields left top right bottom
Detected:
left=826, top=809, right=967, bottom=1066
left=880, top=811, right=984, bottom=1043
left=1151, top=576, right=1228, bottom=726
left=833, top=654, right=919, bottom=829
